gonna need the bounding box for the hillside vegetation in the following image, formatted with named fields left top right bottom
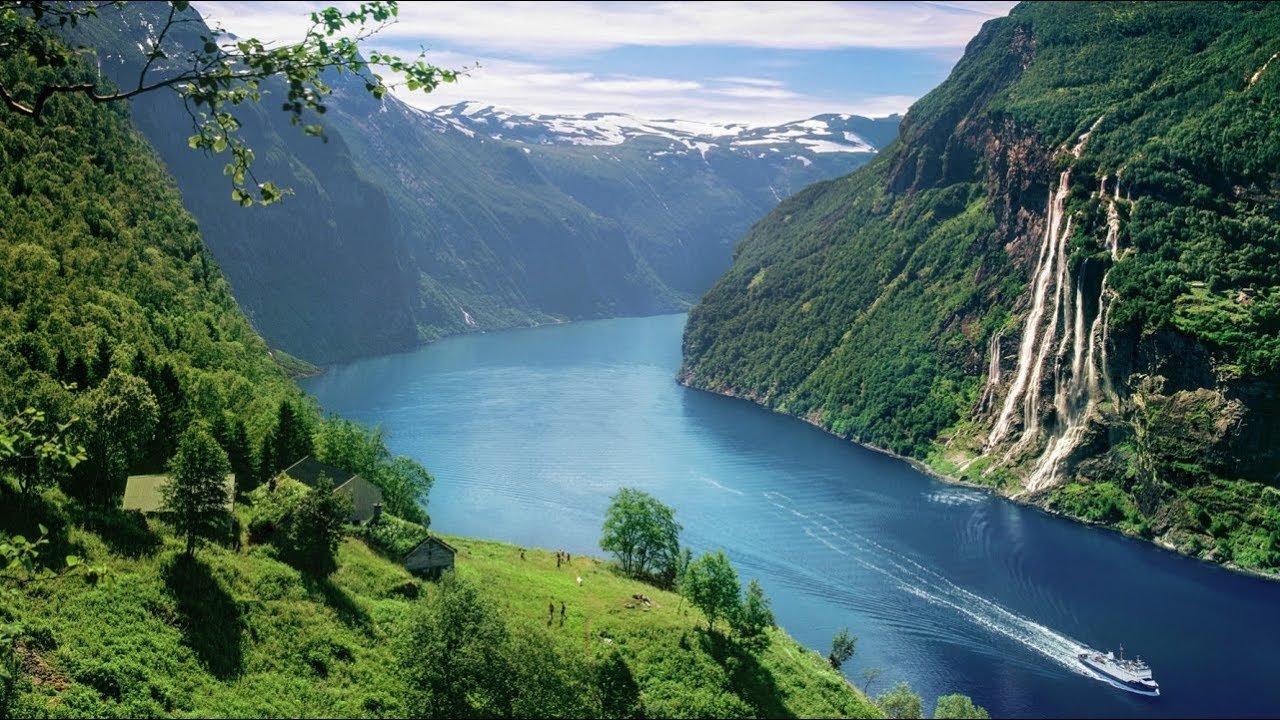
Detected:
left=0, top=36, right=303, bottom=490
left=4, top=480, right=881, bottom=718
left=682, top=1, right=1280, bottom=574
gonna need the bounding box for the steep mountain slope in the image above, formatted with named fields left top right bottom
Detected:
left=0, top=36, right=302, bottom=481
left=70, top=4, right=895, bottom=363
left=434, top=104, right=900, bottom=296
left=682, top=2, right=1280, bottom=574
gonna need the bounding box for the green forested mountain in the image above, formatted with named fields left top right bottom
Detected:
left=0, top=35, right=304, bottom=497
left=682, top=1, right=1280, bottom=573
left=68, top=3, right=893, bottom=363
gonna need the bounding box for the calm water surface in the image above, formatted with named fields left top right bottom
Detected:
left=303, top=313, right=1280, bottom=718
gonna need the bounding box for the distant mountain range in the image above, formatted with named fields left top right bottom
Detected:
left=65, top=4, right=901, bottom=364
left=430, top=101, right=900, bottom=156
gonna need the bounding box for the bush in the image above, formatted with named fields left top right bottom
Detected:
left=354, top=513, right=430, bottom=559
left=876, top=681, right=923, bottom=719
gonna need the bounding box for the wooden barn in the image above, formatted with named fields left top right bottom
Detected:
left=404, top=536, right=456, bottom=580
left=280, top=456, right=384, bottom=525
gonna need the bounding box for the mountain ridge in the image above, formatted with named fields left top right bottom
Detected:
left=681, top=1, right=1280, bottom=575
left=66, top=3, right=899, bottom=364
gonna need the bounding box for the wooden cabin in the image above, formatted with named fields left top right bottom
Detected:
left=404, top=536, right=456, bottom=580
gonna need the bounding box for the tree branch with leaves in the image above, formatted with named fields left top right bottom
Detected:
left=0, top=0, right=463, bottom=205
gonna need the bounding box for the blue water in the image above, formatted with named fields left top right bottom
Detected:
left=303, top=313, right=1280, bottom=718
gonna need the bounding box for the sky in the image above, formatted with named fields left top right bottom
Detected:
left=196, top=1, right=1017, bottom=125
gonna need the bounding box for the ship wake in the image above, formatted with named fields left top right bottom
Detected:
left=766, top=493, right=1092, bottom=677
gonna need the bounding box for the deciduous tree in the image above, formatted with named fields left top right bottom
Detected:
left=600, top=487, right=681, bottom=580
left=875, top=681, right=923, bottom=719
left=732, top=578, right=775, bottom=643
left=681, top=550, right=740, bottom=633
left=0, top=0, right=461, bottom=204
left=285, top=476, right=351, bottom=577
left=828, top=627, right=856, bottom=671
left=934, top=693, right=990, bottom=719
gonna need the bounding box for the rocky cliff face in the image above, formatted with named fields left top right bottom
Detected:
left=682, top=2, right=1280, bottom=574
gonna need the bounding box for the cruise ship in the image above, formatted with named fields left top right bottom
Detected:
left=1078, top=647, right=1159, bottom=696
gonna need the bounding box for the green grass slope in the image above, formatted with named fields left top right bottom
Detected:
left=8, top=487, right=879, bottom=718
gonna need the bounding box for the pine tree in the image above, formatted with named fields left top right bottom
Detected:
left=271, top=401, right=313, bottom=472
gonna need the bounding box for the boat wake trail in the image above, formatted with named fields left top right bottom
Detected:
left=768, top=496, right=1091, bottom=677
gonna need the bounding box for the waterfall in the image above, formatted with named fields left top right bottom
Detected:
left=980, top=118, right=1130, bottom=490
left=988, top=331, right=1003, bottom=387
left=986, top=171, right=1074, bottom=449
left=1023, top=196, right=1123, bottom=492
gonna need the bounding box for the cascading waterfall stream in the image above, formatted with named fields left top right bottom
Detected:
left=988, top=331, right=1003, bottom=387
left=986, top=171, right=1074, bottom=449
left=1024, top=196, right=1123, bottom=491
left=981, top=117, right=1132, bottom=491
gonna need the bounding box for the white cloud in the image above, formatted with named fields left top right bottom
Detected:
left=714, top=77, right=788, bottom=88
left=195, top=1, right=1016, bottom=55
left=376, top=52, right=911, bottom=124
left=189, top=1, right=1009, bottom=124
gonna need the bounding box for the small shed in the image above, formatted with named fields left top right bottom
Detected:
left=404, top=536, right=456, bottom=580
left=122, top=473, right=235, bottom=514
left=280, top=456, right=384, bottom=525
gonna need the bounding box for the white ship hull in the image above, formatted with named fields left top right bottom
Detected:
left=1078, top=652, right=1160, bottom=697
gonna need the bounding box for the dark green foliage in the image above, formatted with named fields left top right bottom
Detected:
left=876, top=681, right=923, bottom=719
left=1047, top=482, right=1148, bottom=536
left=0, top=407, right=84, bottom=499
left=397, top=573, right=513, bottom=717
left=212, top=413, right=255, bottom=495
left=681, top=551, right=741, bottom=633
left=681, top=1, right=1280, bottom=570
left=162, top=424, right=231, bottom=557
left=600, top=487, right=682, bottom=582
left=285, top=477, right=352, bottom=577
left=0, top=31, right=309, bottom=504
left=244, top=476, right=350, bottom=577
left=314, top=417, right=432, bottom=525
left=828, top=627, right=857, bottom=671
left=269, top=400, right=314, bottom=477
left=732, top=578, right=776, bottom=644
left=70, top=370, right=158, bottom=504
left=245, top=477, right=309, bottom=545
left=354, top=513, right=429, bottom=559
left=934, top=693, right=990, bottom=719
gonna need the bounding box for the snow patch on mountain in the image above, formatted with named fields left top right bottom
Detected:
left=426, top=101, right=888, bottom=158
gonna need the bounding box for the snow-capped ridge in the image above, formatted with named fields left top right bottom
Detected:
left=427, top=102, right=888, bottom=157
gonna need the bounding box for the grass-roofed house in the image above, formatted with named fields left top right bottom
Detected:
left=122, top=473, right=236, bottom=515
left=278, top=456, right=384, bottom=525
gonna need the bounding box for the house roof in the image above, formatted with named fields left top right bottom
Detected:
left=281, top=456, right=357, bottom=491
left=280, top=456, right=385, bottom=524
left=122, top=473, right=235, bottom=514
left=408, top=535, right=457, bottom=557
